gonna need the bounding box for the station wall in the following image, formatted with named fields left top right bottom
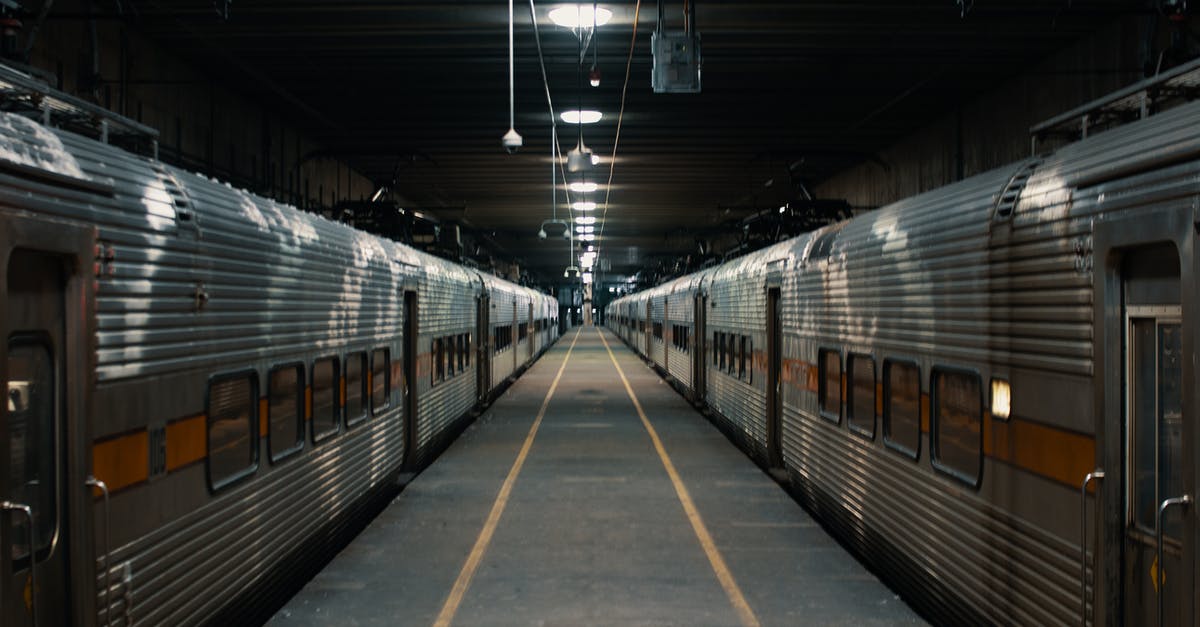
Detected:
left=815, top=16, right=1159, bottom=208
left=22, top=0, right=374, bottom=214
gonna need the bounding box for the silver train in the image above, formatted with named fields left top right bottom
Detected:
left=608, top=99, right=1200, bottom=626
left=0, top=109, right=558, bottom=625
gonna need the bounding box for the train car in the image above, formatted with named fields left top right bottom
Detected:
left=0, top=103, right=556, bottom=626
left=608, top=97, right=1200, bottom=626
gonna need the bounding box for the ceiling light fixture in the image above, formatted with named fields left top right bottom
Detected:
left=576, top=225, right=595, bottom=234
left=590, top=154, right=601, bottom=165
left=576, top=216, right=597, bottom=225
left=561, top=110, right=603, bottom=124
left=589, top=67, right=601, bottom=87
left=573, top=201, right=597, bottom=211
left=501, top=0, right=522, bottom=153
left=569, top=182, right=599, bottom=193
left=580, top=233, right=596, bottom=241
left=549, top=5, right=612, bottom=29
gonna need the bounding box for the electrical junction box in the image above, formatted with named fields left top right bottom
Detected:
left=651, top=30, right=701, bottom=93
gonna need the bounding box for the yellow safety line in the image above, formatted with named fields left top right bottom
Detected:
left=433, top=327, right=582, bottom=627
left=597, top=328, right=761, bottom=627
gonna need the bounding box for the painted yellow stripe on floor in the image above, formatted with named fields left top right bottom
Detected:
left=433, top=327, right=582, bottom=627
left=598, top=328, right=761, bottom=627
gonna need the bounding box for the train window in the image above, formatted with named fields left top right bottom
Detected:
left=441, top=338, right=449, bottom=380
left=519, top=323, right=528, bottom=341
left=883, top=360, right=920, bottom=458
left=345, top=352, right=367, bottom=426
left=818, top=349, right=842, bottom=423
left=931, top=368, right=983, bottom=486
left=465, top=333, right=472, bottom=366
left=446, top=336, right=456, bottom=376
left=847, top=354, right=876, bottom=440
left=652, top=321, right=663, bottom=339
left=371, top=348, right=389, bottom=413
left=311, top=357, right=340, bottom=443
left=727, top=334, right=737, bottom=375
left=268, top=364, right=304, bottom=463
left=457, top=334, right=466, bottom=371
left=714, top=332, right=721, bottom=367
left=6, top=338, right=56, bottom=556
left=738, top=336, right=747, bottom=379
left=716, top=332, right=725, bottom=369
left=207, top=373, right=258, bottom=491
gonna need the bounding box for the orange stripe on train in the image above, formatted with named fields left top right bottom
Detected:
left=92, top=430, right=149, bottom=493
left=166, top=414, right=206, bottom=471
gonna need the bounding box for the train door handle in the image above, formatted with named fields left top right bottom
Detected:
left=1156, top=494, right=1192, bottom=627
left=1079, top=469, right=1104, bottom=627
left=86, top=477, right=112, bottom=627
left=1, top=500, right=37, bottom=627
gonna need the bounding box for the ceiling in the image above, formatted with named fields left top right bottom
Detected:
left=124, top=0, right=1136, bottom=281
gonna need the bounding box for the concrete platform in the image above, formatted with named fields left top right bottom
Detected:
left=269, top=327, right=925, bottom=626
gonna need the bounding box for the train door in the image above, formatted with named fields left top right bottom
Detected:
left=1, top=217, right=95, bottom=627
left=402, top=290, right=419, bottom=469
left=476, top=295, right=490, bottom=402
left=663, top=299, right=669, bottom=370
left=644, top=302, right=651, bottom=353
left=1119, top=244, right=1192, bottom=627
left=693, top=293, right=707, bottom=403
left=766, top=286, right=783, bottom=469
left=528, top=303, right=534, bottom=362
left=512, top=302, right=518, bottom=373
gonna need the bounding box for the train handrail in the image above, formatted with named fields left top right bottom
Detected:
left=1156, top=495, right=1192, bottom=627
left=1, top=501, right=37, bottom=627
left=1079, top=469, right=1104, bottom=627
left=87, top=477, right=112, bottom=627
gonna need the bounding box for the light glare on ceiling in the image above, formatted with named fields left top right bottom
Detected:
left=561, top=110, right=603, bottom=124
left=549, top=5, right=613, bottom=29
left=569, top=182, right=599, bottom=193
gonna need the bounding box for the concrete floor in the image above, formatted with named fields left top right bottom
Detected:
left=270, top=327, right=925, bottom=626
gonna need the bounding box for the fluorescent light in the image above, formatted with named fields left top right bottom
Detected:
left=590, top=154, right=601, bottom=165
left=580, top=233, right=595, bottom=241
left=576, top=216, right=596, bottom=225
left=569, top=182, right=599, bottom=193
left=608, top=286, right=615, bottom=293
left=561, top=110, right=602, bottom=124
left=582, top=272, right=594, bottom=284
left=549, top=5, right=613, bottom=29
left=576, top=225, right=595, bottom=234
left=573, top=201, right=596, bottom=211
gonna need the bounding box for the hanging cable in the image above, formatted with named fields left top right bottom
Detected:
left=527, top=0, right=576, bottom=263
left=596, top=0, right=642, bottom=266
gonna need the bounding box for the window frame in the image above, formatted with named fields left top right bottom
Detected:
left=846, top=353, right=877, bottom=440
left=310, top=356, right=341, bottom=444
left=267, top=362, right=305, bottom=464
left=371, top=348, right=391, bottom=415
left=344, top=350, right=369, bottom=427
left=930, top=366, right=984, bottom=488
left=818, top=348, right=842, bottom=424
left=205, top=370, right=260, bottom=493
left=882, top=358, right=921, bottom=460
